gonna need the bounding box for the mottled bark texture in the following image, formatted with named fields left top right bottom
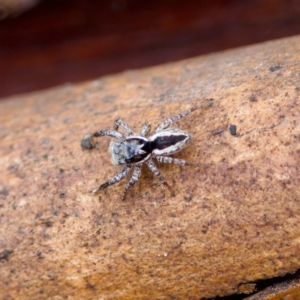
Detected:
left=0, top=35, right=300, bottom=300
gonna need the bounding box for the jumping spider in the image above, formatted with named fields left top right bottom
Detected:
left=81, top=107, right=197, bottom=200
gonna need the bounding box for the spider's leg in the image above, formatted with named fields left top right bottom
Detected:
left=81, top=129, right=125, bottom=149
left=92, top=166, right=131, bottom=194
left=140, top=124, right=151, bottom=137
left=155, top=106, right=197, bottom=132
left=155, top=156, right=189, bottom=166
left=122, top=164, right=142, bottom=201
left=93, top=129, right=125, bottom=140
left=146, top=158, right=168, bottom=186
left=114, top=118, right=134, bottom=136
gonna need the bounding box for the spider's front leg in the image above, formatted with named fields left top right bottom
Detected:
left=81, top=129, right=125, bottom=149
left=140, top=124, right=151, bottom=137
left=122, top=164, right=142, bottom=201
left=92, top=166, right=132, bottom=194
left=114, top=118, right=134, bottom=136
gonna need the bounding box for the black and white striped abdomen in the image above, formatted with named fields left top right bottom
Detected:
left=149, top=128, right=192, bottom=156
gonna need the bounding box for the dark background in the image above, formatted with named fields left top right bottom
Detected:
left=1, top=0, right=300, bottom=99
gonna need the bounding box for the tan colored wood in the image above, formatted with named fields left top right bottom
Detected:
left=0, top=35, right=300, bottom=300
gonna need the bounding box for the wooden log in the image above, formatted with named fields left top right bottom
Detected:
left=0, top=35, right=300, bottom=300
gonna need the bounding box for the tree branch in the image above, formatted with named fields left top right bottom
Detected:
left=1, top=35, right=300, bottom=299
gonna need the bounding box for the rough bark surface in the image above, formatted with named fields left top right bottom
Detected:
left=0, top=35, right=300, bottom=300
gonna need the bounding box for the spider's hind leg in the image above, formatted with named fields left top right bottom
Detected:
left=155, top=106, right=197, bottom=132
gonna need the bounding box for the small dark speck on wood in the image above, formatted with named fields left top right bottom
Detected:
left=184, top=194, right=193, bottom=202
left=60, top=192, right=66, bottom=198
left=269, top=65, right=281, bottom=72
left=0, top=188, right=9, bottom=199
left=229, top=125, right=237, bottom=136
left=0, top=249, right=14, bottom=261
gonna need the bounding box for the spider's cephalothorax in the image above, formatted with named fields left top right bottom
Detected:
left=82, top=107, right=197, bottom=200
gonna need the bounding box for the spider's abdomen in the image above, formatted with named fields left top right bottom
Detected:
left=149, top=128, right=192, bottom=156
left=109, top=136, right=151, bottom=166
